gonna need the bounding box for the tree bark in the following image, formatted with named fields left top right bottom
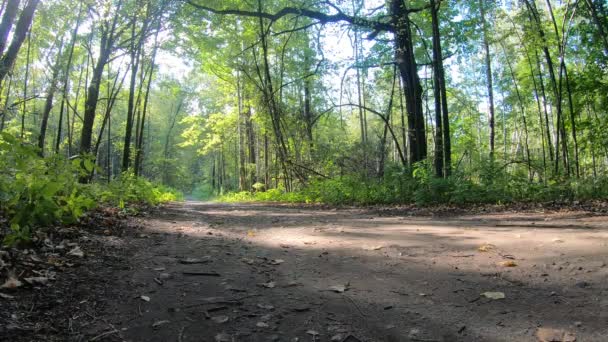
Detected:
left=55, top=2, right=83, bottom=154
left=479, top=0, right=496, bottom=159
left=391, top=0, right=427, bottom=164
left=79, top=0, right=123, bottom=166
left=135, top=18, right=161, bottom=176
left=430, top=0, right=451, bottom=177
left=0, top=0, right=39, bottom=84
left=122, top=3, right=150, bottom=172
left=38, top=42, right=64, bottom=155
left=0, top=0, right=19, bottom=57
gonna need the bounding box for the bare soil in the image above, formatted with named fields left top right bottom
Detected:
left=3, top=201, right=608, bottom=341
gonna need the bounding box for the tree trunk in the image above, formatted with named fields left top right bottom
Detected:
left=55, top=2, right=82, bottom=154
left=430, top=0, right=451, bottom=177
left=20, top=29, right=30, bottom=139
left=0, top=0, right=39, bottom=84
left=390, top=0, right=426, bottom=164
left=585, top=0, right=608, bottom=55
left=479, top=0, right=496, bottom=159
left=38, top=42, right=64, bottom=155
left=0, top=0, right=19, bottom=57
left=79, top=0, right=123, bottom=163
left=524, top=0, right=568, bottom=176
left=501, top=41, right=532, bottom=180
left=0, top=73, right=11, bottom=131
left=134, top=18, right=161, bottom=176
left=122, top=4, right=150, bottom=172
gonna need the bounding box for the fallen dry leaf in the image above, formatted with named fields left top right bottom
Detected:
left=283, top=280, right=299, bottom=287
left=331, top=334, right=344, bottom=342
left=329, top=284, right=348, bottom=293
left=179, top=257, right=211, bottom=264
left=257, top=303, right=275, bottom=310
left=152, top=320, right=170, bottom=328
left=481, top=291, right=505, bottom=300
left=140, top=295, right=151, bottom=302
left=68, top=246, right=85, bottom=258
left=258, top=281, right=276, bottom=288
left=215, top=333, right=232, bottom=342
left=478, top=244, right=496, bottom=252
left=536, top=327, right=576, bottom=342
left=241, top=258, right=255, bottom=265
left=256, top=322, right=269, bottom=328
left=499, top=261, right=518, bottom=267
left=363, top=245, right=384, bottom=251
left=1, top=276, right=22, bottom=289
left=24, top=277, right=49, bottom=285
left=0, top=292, right=15, bottom=299
left=212, top=315, right=229, bottom=324
left=270, top=259, right=284, bottom=265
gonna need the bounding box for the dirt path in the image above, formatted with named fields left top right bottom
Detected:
left=95, top=202, right=608, bottom=342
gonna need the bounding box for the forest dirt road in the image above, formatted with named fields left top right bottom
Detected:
left=89, top=201, right=608, bottom=342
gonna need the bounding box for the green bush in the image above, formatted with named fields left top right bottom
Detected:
left=0, top=132, right=181, bottom=246
left=218, top=160, right=608, bottom=206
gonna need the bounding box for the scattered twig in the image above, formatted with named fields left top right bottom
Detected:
left=343, top=295, right=365, bottom=318
left=90, top=328, right=119, bottom=341
left=178, top=325, right=186, bottom=342
left=182, top=271, right=221, bottom=277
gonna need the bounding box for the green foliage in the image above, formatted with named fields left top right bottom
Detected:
left=95, top=172, right=183, bottom=209
left=219, top=162, right=608, bottom=206
left=0, top=133, right=181, bottom=246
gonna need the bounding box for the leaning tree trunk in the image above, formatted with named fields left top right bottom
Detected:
left=38, top=42, right=64, bottom=155
left=0, top=0, right=39, bottom=84
left=0, top=0, right=20, bottom=57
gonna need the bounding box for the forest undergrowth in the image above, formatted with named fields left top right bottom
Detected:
left=0, top=132, right=181, bottom=246
left=218, top=163, right=608, bottom=206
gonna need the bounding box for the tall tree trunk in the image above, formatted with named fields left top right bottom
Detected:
left=303, top=77, right=313, bottom=145
left=245, top=106, right=256, bottom=185
left=535, top=50, right=554, bottom=163
left=501, top=41, right=532, bottom=180
left=94, top=66, right=126, bottom=158
left=256, top=0, right=293, bottom=190
left=391, top=0, right=426, bottom=164
left=524, top=0, right=568, bottom=176
left=55, top=2, right=83, bottom=154
left=122, top=4, right=150, bottom=172
left=38, top=42, right=64, bottom=155
left=20, top=29, right=30, bottom=139
left=430, top=0, right=451, bottom=177
left=237, top=71, right=246, bottom=190
left=479, top=0, right=496, bottom=159
left=545, top=0, right=580, bottom=177
left=69, top=55, right=87, bottom=156
left=134, top=18, right=161, bottom=176
left=79, top=0, right=123, bottom=163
